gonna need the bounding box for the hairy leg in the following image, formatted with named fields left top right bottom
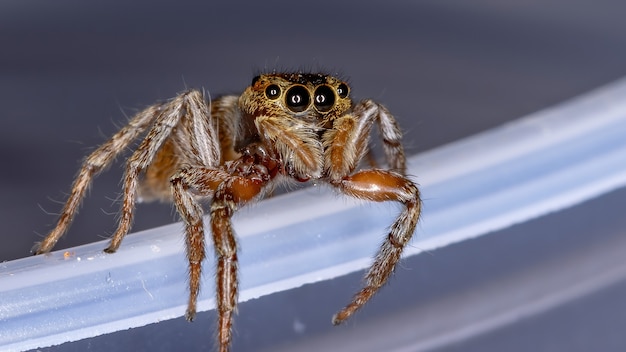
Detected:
left=105, top=90, right=215, bottom=253
left=35, top=102, right=164, bottom=254
left=323, top=97, right=418, bottom=323
left=171, top=147, right=278, bottom=352
left=330, top=169, right=421, bottom=325
left=324, top=100, right=407, bottom=183
left=171, top=166, right=229, bottom=322
left=361, top=100, right=407, bottom=174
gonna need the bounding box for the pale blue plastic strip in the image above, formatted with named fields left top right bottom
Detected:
left=2, top=78, right=626, bottom=351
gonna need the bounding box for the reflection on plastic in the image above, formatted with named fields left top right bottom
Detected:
left=2, top=77, right=626, bottom=351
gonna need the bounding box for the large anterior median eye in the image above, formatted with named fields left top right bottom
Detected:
left=285, top=85, right=310, bottom=112
left=313, top=85, right=335, bottom=112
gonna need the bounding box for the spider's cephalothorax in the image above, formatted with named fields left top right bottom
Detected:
left=35, top=72, right=421, bottom=352
left=236, top=73, right=354, bottom=181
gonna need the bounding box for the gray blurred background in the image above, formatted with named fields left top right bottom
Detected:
left=2, top=1, right=626, bottom=351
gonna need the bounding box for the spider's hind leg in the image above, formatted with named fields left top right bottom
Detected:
left=35, top=101, right=165, bottom=254
left=105, top=90, right=218, bottom=253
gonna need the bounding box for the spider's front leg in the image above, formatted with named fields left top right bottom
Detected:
left=330, top=170, right=421, bottom=325
left=171, top=146, right=279, bottom=352
left=324, top=100, right=421, bottom=325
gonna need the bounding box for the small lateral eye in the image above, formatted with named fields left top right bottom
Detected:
left=265, top=84, right=281, bottom=99
left=314, top=85, right=335, bottom=112
left=337, top=83, right=349, bottom=98
left=285, top=86, right=310, bottom=112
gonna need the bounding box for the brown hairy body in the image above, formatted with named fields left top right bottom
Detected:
left=35, top=73, right=422, bottom=352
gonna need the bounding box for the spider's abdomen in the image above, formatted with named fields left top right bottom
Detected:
left=138, top=139, right=181, bottom=202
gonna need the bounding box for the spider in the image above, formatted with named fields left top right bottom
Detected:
left=35, top=72, right=422, bottom=352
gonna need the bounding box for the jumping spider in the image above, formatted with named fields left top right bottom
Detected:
left=35, top=73, right=422, bottom=352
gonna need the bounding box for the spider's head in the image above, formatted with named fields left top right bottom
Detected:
left=240, top=73, right=352, bottom=127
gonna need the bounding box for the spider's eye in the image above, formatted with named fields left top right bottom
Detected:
left=313, top=85, right=335, bottom=112
left=285, top=85, right=310, bottom=112
left=265, top=84, right=281, bottom=100
left=337, top=83, right=349, bottom=98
